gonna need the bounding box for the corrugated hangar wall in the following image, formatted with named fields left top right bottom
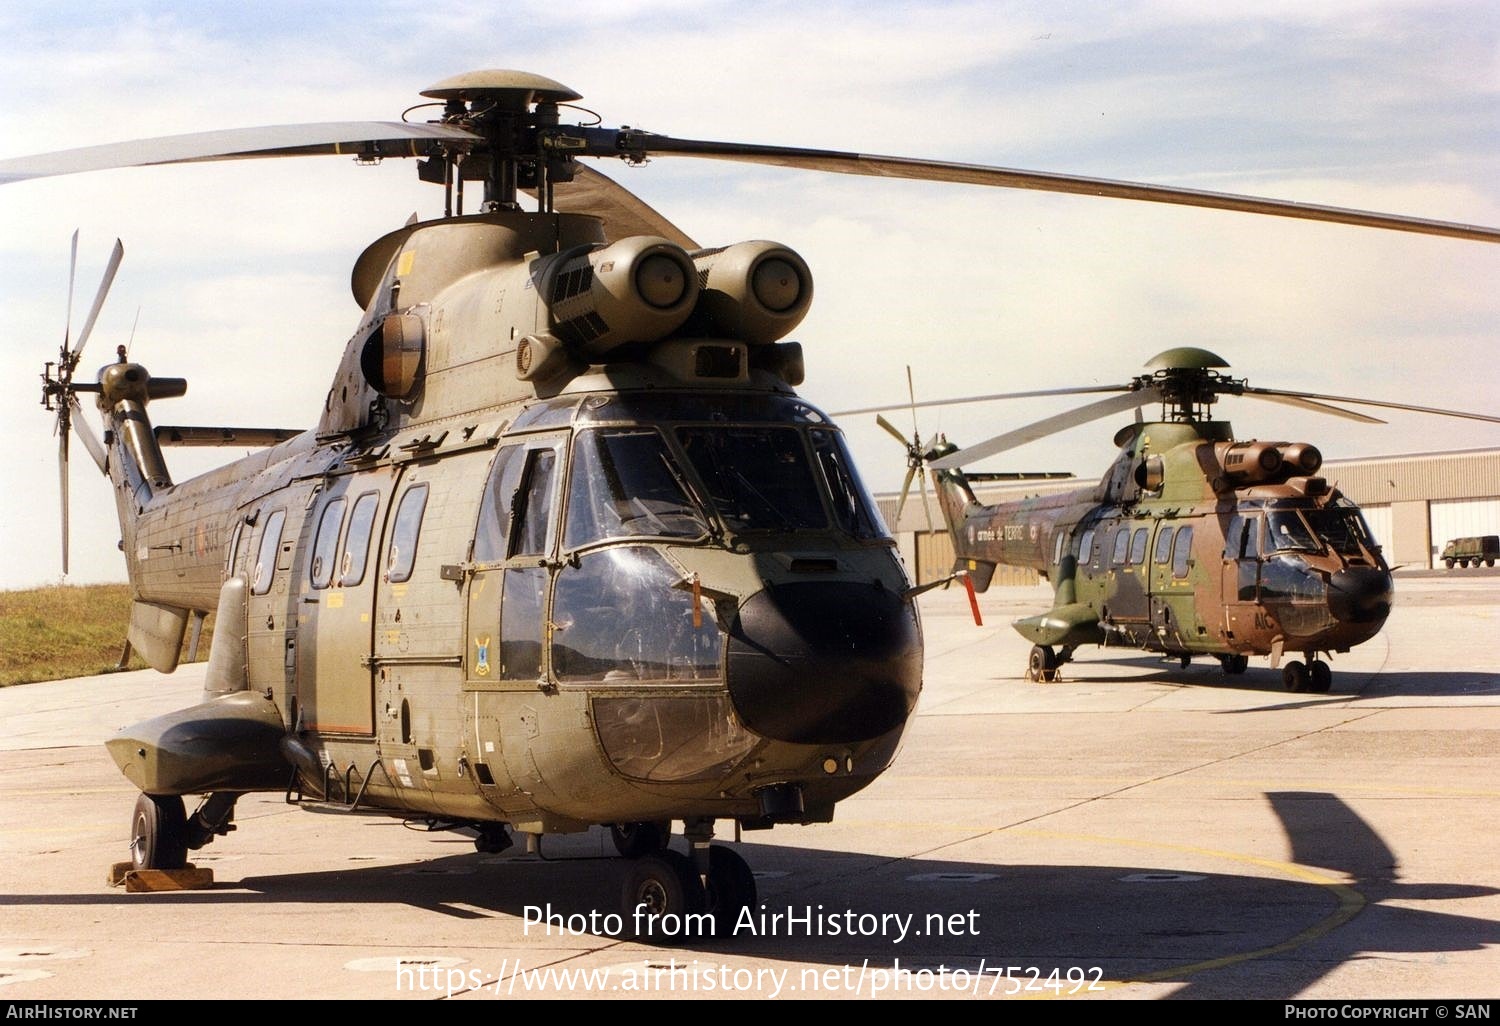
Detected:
left=878, top=447, right=1500, bottom=580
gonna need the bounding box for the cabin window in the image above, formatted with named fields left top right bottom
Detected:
left=564, top=429, right=708, bottom=549
left=677, top=426, right=826, bottom=533
left=1154, top=525, right=1175, bottom=564
left=251, top=509, right=286, bottom=596
left=473, top=445, right=523, bottom=564
left=386, top=484, right=429, bottom=583
left=1053, top=530, right=1068, bottom=566
left=1078, top=528, right=1096, bottom=564
left=510, top=449, right=557, bottom=559
left=225, top=518, right=245, bottom=578
left=309, top=497, right=346, bottom=589
left=551, top=546, right=720, bottom=683
left=338, top=492, right=379, bottom=587
left=1129, top=527, right=1149, bottom=566
left=1111, top=528, right=1131, bottom=566
left=1172, top=525, right=1195, bottom=578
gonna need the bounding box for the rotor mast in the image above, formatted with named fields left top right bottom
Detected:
left=417, top=71, right=582, bottom=216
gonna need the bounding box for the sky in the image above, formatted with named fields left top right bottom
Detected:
left=1, top=0, right=1497, bottom=589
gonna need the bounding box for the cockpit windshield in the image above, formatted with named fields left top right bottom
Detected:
left=565, top=428, right=710, bottom=548
left=676, top=426, right=828, bottom=533
left=1266, top=510, right=1320, bottom=553
left=1303, top=508, right=1370, bottom=556
left=1265, top=506, right=1372, bottom=557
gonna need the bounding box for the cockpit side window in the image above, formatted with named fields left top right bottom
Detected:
left=810, top=429, right=888, bottom=541
left=473, top=445, right=523, bottom=564
left=510, top=449, right=557, bottom=559
left=564, top=429, right=708, bottom=549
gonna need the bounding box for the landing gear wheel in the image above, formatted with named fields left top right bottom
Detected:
left=1178, top=654, right=1191, bottom=669
left=1282, top=659, right=1309, bottom=693
left=1308, top=660, right=1332, bottom=693
left=611, top=820, right=672, bottom=858
left=622, top=851, right=704, bottom=938
left=703, top=845, right=758, bottom=939
left=1028, top=645, right=1059, bottom=682
left=1219, top=653, right=1249, bottom=675
left=130, top=793, right=188, bottom=870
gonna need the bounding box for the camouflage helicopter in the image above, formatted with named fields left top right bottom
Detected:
left=853, top=347, right=1500, bottom=691
left=5, top=69, right=1498, bottom=931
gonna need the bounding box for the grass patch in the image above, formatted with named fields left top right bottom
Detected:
left=0, top=584, right=211, bottom=686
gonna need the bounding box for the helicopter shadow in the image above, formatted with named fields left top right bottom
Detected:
left=1038, top=653, right=1500, bottom=703
left=2, top=794, right=1493, bottom=999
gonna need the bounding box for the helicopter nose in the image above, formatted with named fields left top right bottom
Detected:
left=1327, top=567, right=1393, bottom=625
left=725, top=582, right=922, bottom=745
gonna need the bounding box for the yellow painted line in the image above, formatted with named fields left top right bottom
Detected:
left=824, top=818, right=1366, bottom=996
left=2, top=787, right=137, bottom=797
left=893, top=774, right=1500, bottom=799
left=1013, top=828, right=1365, bottom=994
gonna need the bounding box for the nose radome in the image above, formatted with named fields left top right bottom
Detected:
left=725, top=582, right=922, bottom=745
left=1328, top=567, right=1393, bottom=625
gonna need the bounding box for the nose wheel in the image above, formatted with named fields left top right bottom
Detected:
left=619, top=841, right=758, bottom=939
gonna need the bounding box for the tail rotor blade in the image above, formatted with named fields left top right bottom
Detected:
left=918, top=467, right=935, bottom=534
left=71, top=239, right=123, bottom=361
left=876, top=414, right=909, bottom=446
left=896, top=465, right=916, bottom=525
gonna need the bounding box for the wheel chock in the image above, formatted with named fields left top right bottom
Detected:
left=107, top=862, right=214, bottom=891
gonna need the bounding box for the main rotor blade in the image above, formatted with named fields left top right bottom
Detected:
left=1243, top=391, right=1385, bottom=425
left=621, top=135, right=1500, bottom=244
left=0, top=122, right=481, bottom=184
left=930, top=389, right=1156, bottom=470
left=1242, top=386, right=1500, bottom=425
left=71, top=239, right=123, bottom=360
left=836, top=384, right=1131, bottom=419
left=549, top=165, right=697, bottom=249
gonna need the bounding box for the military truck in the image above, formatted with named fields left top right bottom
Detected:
left=1441, top=536, right=1499, bottom=568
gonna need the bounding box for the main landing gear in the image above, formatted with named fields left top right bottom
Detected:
left=1281, top=656, right=1332, bottom=694
left=1027, top=645, right=1074, bottom=683
left=616, top=820, right=757, bottom=939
